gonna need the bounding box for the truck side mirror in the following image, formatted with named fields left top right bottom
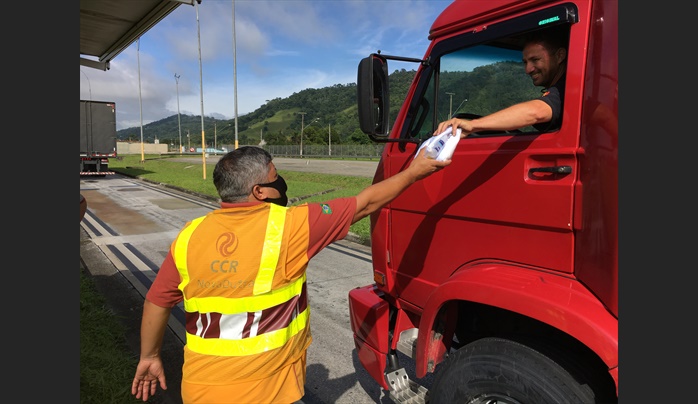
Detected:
left=357, top=54, right=390, bottom=137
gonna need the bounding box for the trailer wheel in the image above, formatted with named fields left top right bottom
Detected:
left=428, top=337, right=602, bottom=404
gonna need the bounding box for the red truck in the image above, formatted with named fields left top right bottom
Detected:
left=348, top=0, right=617, bottom=403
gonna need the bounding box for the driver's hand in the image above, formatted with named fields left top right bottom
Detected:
left=434, top=118, right=472, bottom=138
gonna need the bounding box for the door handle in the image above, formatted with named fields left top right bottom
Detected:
left=528, top=165, right=572, bottom=174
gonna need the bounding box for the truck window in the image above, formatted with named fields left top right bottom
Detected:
left=405, top=24, right=571, bottom=140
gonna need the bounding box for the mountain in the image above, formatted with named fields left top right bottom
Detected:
left=117, top=69, right=418, bottom=148
left=116, top=62, right=534, bottom=148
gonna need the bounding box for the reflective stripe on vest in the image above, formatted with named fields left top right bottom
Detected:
left=174, top=216, right=206, bottom=293
left=173, top=205, right=309, bottom=356
left=187, top=287, right=308, bottom=356
left=254, top=203, right=286, bottom=295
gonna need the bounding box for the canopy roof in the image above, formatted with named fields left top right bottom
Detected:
left=80, top=0, right=193, bottom=70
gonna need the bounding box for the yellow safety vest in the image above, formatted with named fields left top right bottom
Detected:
left=173, top=204, right=309, bottom=356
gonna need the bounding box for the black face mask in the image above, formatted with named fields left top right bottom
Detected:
left=256, top=175, right=288, bottom=207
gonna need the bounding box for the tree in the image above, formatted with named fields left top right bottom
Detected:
left=348, top=129, right=371, bottom=144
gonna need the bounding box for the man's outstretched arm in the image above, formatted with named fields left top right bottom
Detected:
left=352, top=147, right=451, bottom=224
left=436, top=99, right=553, bottom=137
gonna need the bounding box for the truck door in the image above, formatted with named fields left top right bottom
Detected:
left=383, top=4, right=583, bottom=308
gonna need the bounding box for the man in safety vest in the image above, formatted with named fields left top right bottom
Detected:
left=131, top=145, right=451, bottom=403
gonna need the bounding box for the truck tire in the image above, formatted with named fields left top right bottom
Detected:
left=428, top=337, right=603, bottom=404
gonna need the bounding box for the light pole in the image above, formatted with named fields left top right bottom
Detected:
left=446, top=92, right=455, bottom=117
left=189, top=0, right=206, bottom=178
left=299, top=116, right=319, bottom=157
left=328, top=123, right=332, bottom=156
left=137, top=38, right=145, bottom=163
left=187, top=130, right=191, bottom=151
left=80, top=69, right=92, bottom=101
left=298, top=112, right=306, bottom=157
left=175, top=73, right=182, bottom=153
left=232, top=0, right=239, bottom=149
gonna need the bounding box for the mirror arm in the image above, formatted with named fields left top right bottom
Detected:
left=374, top=51, right=430, bottom=67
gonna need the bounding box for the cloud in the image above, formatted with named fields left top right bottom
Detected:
left=80, top=0, right=452, bottom=130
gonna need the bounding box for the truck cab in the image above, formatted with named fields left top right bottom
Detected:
left=348, top=1, right=617, bottom=402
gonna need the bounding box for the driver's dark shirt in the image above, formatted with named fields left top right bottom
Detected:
left=533, top=73, right=566, bottom=132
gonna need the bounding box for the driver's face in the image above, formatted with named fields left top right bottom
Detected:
left=523, top=43, right=561, bottom=87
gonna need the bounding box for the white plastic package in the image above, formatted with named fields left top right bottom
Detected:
left=414, top=127, right=461, bottom=161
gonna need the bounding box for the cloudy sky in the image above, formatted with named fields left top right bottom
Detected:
left=80, top=0, right=453, bottom=130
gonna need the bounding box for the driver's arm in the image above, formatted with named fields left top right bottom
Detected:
left=435, top=99, right=552, bottom=138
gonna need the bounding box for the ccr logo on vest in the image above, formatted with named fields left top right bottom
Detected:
left=212, top=232, right=240, bottom=272
left=210, top=260, right=239, bottom=273
left=216, top=232, right=239, bottom=256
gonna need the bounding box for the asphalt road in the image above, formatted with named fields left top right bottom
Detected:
left=272, top=157, right=379, bottom=178
left=171, top=156, right=380, bottom=178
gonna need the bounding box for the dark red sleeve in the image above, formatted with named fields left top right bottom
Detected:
left=145, top=252, right=184, bottom=308
left=306, top=197, right=357, bottom=258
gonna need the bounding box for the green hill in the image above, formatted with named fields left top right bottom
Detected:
left=117, top=62, right=533, bottom=148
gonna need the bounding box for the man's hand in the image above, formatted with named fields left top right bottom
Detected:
left=352, top=147, right=451, bottom=223
left=131, top=357, right=167, bottom=402
left=435, top=118, right=472, bottom=139
left=408, top=146, right=452, bottom=180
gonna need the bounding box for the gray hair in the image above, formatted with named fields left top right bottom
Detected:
left=213, top=146, right=273, bottom=203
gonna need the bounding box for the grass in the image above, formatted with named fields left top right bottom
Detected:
left=110, top=155, right=374, bottom=244
left=80, top=268, right=151, bottom=404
